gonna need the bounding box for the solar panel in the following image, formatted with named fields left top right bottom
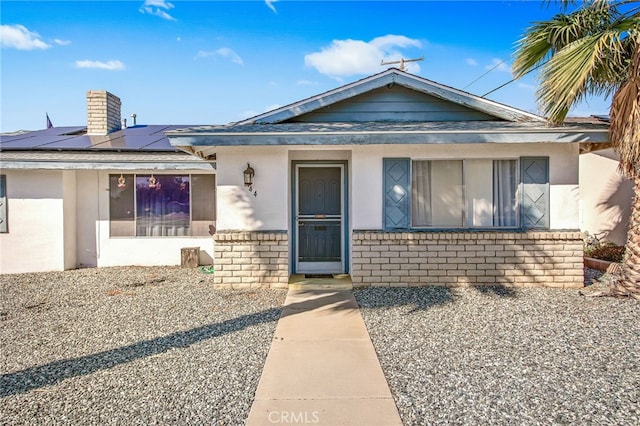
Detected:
left=0, top=124, right=190, bottom=152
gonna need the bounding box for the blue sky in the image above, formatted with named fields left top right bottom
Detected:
left=1, top=0, right=612, bottom=132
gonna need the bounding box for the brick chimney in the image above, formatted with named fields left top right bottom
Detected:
left=87, top=90, right=121, bottom=135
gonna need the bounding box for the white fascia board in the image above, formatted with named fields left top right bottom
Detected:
left=168, top=129, right=609, bottom=147
left=0, top=161, right=216, bottom=171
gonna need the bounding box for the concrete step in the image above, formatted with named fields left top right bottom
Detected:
left=288, top=274, right=353, bottom=290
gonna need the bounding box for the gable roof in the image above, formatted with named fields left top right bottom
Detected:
left=238, top=68, right=546, bottom=124
left=166, top=69, right=609, bottom=150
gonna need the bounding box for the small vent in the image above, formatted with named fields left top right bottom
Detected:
left=305, top=274, right=334, bottom=279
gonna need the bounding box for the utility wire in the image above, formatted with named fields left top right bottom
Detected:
left=463, top=58, right=508, bottom=90
left=481, top=62, right=546, bottom=98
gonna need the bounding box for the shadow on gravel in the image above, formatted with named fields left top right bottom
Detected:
left=472, top=285, right=517, bottom=298
left=355, top=287, right=455, bottom=313
left=355, top=285, right=516, bottom=313
left=1, top=293, right=348, bottom=397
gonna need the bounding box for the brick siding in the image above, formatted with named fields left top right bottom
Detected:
left=213, top=231, right=289, bottom=289
left=351, top=231, right=584, bottom=289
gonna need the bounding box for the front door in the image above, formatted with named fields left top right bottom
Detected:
left=295, top=164, right=345, bottom=274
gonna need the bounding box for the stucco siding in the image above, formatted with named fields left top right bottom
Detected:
left=211, top=143, right=579, bottom=251
left=215, top=146, right=289, bottom=231
left=63, top=170, right=77, bottom=270
left=76, top=170, right=100, bottom=267
left=0, top=170, right=66, bottom=273
left=579, top=149, right=633, bottom=245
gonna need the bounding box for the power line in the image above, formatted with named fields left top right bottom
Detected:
left=463, top=58, right=508, bottom=90
left=481, top=62, right=545, bottom=98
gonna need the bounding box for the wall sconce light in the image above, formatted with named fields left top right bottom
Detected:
left=243, top=162, right=257, bottom=196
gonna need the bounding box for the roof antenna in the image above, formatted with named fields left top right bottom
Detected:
left=381, top=56, right=424, bottom=71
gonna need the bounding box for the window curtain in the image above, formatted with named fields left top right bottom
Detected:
left=136, top=175, right=190, bottom=236
left=493, top=160, right=517, bottom=226
left=411, top=161, right=432, bottom=226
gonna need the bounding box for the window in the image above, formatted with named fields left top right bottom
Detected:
left=411, top=159, right=518, bottom=228
left=383, top=157, right=549, bottom=231
left=0, top=175, right=7, bottom=233
left=109, top=173, right=215, bottom=237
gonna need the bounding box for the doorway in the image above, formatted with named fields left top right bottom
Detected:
left=293, top=163, right=347, bottom=274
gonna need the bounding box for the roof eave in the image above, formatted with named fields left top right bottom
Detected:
left=168, top=128, right=609, bottom=147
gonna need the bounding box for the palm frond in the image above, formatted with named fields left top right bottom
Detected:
left=537, top=28, right=629, bottom=123
left=513, top=0, right=618, bottom=78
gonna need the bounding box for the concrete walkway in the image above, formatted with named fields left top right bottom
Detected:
left=246, top=289, right=403, bottom=426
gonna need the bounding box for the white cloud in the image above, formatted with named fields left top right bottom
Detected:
left=0, top=24, right=50, bottom=50
left=265, top=0, right=278, bottom=13
left=74, top=59, right=125, bottom=71
left=196, top=48, right=243, bottom=64
left=370, top=35, right=422, bottom=50
left=217, top=48, right=243, bottom=64
left=139, top=0, right=176, bottom=21
left=305, top=34, right=423, bottom=79
left=466, top=58, right=478, bottom=66
left=485, top=58, right=512, bottom=73
left=54, top=38, right=71, bottom=46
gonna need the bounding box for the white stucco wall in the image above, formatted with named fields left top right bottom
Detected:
left=215, top=146, right=289, bottom=231
left=212, top=142, right=580, bottom=239
left=0, top=170, right=66, bottom=274
left=579, top=149, right=633, bottom=245
left=0, top=168, right=217, bottom=274
left=63, top=170, right=77, bottom=270
left=76, top=170, right=100, bottom=267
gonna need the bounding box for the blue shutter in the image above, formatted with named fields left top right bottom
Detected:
left=520, top=157, right=549, bottom=229
left=383, top=158, right=410, bottom=230
left=0, top=175, right=6, bottom=233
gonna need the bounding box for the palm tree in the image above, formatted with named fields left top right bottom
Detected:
left=513, top=0, right=640, bottom=298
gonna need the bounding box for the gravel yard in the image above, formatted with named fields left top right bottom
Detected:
left=3, top=266, right=638, bottom=425
left=356, top=277, right=640, bottom=425
left=0, top=267, right=286, bottom=425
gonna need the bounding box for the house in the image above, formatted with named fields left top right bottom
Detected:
left=0, top=91, right=216, bottom=274
left=1, top=69, right=613, bottom=287
left=166, top=68, right=610, bottom=289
